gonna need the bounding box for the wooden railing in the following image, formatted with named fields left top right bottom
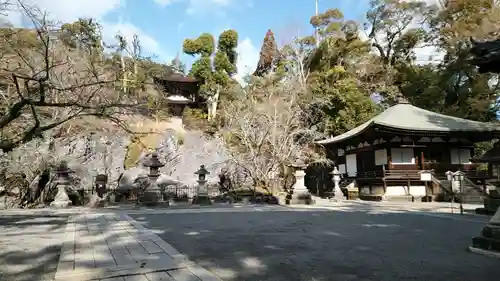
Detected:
left=424, top=162, right=488, bottom=178
left=355, top=170, right=384, bottom=179
left=384, top=169, right=421, bottom=180
left=347, top=163, right=491, bottom=180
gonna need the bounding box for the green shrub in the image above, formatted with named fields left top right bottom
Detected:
left=176, top=131, right=185, bottom=146
left=183, top=108, right=208, bottom=130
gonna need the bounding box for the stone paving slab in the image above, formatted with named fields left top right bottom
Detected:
left=54, top=213, right=221, bottom=281
left=0, top=213, right=68, bottom=281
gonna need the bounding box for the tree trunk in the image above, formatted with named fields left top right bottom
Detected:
left=211, top=88, right=220, bottom=120
left=120, top=55, right=127, bottom=94
left=207, top=88, right=220, bottom=121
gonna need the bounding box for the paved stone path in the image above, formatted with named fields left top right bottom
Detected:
left=132, top=205, right=500, bottom=281
left=55, top=213, right=221, bottom=281
left=0, top=213, right=67, bottom=281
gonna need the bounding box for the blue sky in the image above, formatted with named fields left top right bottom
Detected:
left=6, top=0, right=372, bottom=80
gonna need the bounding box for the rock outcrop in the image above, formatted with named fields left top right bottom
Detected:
left=1, top=124, right=231, bottom=208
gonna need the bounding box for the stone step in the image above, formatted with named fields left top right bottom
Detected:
left=385, top=195, right=415, bottom=202
left=463, top=195, right=484, bottom=204
left=471, top=236, right=500, bottom=252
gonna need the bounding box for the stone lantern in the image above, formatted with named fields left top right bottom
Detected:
left=140, top=152, right=165, bottom=206
left=446, top=170, right=465, bottom=215
left=454, top=170, right=465, bottom=215
left=94, top=174, right=108, bottom=198
left=330, top=166, right=344, bottom=201
left=50, top=161, right=73, bottom=208
left=192, top=165, right=211, bottom=205
left=289, top=159, right=314, bottom=205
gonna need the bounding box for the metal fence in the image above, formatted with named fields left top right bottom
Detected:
left=80, top=185, right=200, bottom=204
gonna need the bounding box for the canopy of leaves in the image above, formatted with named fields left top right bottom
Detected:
left=182, top=30, right=238, bottom=96
left=60, top=18, right=102, bottom=54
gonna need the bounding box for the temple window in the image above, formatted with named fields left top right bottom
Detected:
left=390, top=147, right=415, bottom=164
left=450, top=148, right=471, bottom=164
left=492, top=164, right=499, bottom=178
left=375, top=149, right=388, bottom=165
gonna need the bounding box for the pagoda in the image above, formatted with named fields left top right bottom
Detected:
left=153, top=70, right=201, bottom=128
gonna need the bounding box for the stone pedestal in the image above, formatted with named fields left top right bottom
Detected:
left=289, top=170, right=314, bottom=205
left=192, top=180, right=211, bottom=205
left=139, top=189, right=163, bottom=207
left=470, top=207, right=500, bottom=256
left=50, top=185, right=72, bottom=208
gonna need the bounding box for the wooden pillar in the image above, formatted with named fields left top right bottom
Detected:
left=421, top=151, right=425, bottom=170
left=382, top=165, right=387, bottom=194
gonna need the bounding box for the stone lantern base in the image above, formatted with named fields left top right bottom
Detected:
left=192, top=179, right=212, bottom=205
left=469, top=208, right=500, bottom=257
left=138, top=189, right=166, bottom=207
left=288, top=169, right=314, bottom=205
left=50, top=185, right=72, bottom=208
left=191, top=195, right=211, bottom=205
left=289, top=189, right=314, bottom=205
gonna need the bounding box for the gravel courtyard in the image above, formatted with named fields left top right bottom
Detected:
left=0, top=213, right=68, bottom=281
left=131, top=206, right=500, bottom=281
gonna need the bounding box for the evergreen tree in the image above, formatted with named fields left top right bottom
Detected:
left=253, top=29, right=281, bottom=76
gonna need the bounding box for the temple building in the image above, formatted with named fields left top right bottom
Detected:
left=315, top=98, right=500, bottom=201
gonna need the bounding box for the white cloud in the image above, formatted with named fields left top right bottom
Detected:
left=152, top=0, right=181, bottom=7
left=177, top=22, right=184, bottom=33
left=102, top=22, right=168, bottom=60
left=152, top=0, right=252, bottom=17
left=185, top=0, right=231, bottom=16
left=234, top=37, right=259, bottom=84
left=3, top=0, right=169, bottom=60
left=19, top=0, right=123, bottom=23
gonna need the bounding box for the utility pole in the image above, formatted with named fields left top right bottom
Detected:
left=315, top=0, right=319, bottom=47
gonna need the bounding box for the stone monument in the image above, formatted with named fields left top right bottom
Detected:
left=192, top=165, right=211, bottom=205
left=139, top=152, right=165, bottom=206
left=468, top=37, right=500, bottom=257
left=330, top=166, right=345, bottom=202
left=50, top=161, right=73, bottom=208
left=289, top=159, right=314, bottom=205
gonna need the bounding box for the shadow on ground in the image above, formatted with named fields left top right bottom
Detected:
left=0, top=214, right=68, bottom=281
left=131, top=204, right=500, bottom=281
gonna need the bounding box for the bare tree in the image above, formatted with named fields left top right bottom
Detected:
left=220, top=75, right=327, bottom=194
left=0, top=1, right=143, bottom=153
left=280, top=37, right=312, bottom=89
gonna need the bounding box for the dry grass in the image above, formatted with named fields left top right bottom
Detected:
left=122, top=114, right=183, bottom=168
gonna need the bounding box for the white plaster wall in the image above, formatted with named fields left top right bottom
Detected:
left=409, top=185, right=426, bottom=196
left=385, top=186, right=409, bottom=196
left=385, top=185, right=426, bottom=196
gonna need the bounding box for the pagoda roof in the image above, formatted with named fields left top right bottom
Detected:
left=156, top=73, right=199, bottom=83
left=316, top=98, right=500, bottom=145
left=166, top=94, right=191, bottom=104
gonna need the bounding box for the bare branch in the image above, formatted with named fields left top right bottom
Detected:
left=0, top=1, right=148, bottom=152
